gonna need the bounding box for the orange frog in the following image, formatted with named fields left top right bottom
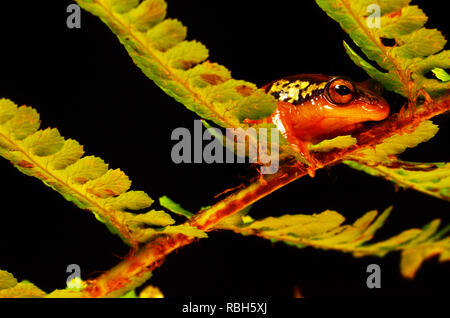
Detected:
left=245, top=74, right=390, bottom=176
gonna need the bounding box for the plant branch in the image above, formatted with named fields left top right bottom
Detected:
left=80, top=94, right=450, bottom=297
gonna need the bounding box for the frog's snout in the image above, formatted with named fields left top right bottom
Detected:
left=355, top=80, right=390, bottom=121
left=360, top=94, right=390, bottom=121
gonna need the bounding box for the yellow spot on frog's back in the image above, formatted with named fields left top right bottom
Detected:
left=293, top=80, right=310, bottom=89
left=270, top=79, right=289, bottom=93
left=301, top=82, right=327, bottom=99
left=269, top=80, right=310, bottom=94
left=269, top=80, right=312, bottom=103
left=269, top=79, right=328, bottom=104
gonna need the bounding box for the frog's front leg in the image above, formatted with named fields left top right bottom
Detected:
left=271, top=109, right=317, bottom=177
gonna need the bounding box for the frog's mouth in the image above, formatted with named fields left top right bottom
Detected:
left=339, top=122, right=365, bottom=134
left=309, top=122, right=364, bottom=143
left=335, top=120, right=385, bottom=139
left=312, top=120, right=380, bottom=143
left=340, top=119, right=389, bottom=136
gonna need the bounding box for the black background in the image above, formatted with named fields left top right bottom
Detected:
left=0, top=0, right=449, bottom=298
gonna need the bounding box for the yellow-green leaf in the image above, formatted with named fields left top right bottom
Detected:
left=345, top=160, right=450, bottom=201
left=432, top=68, right=450, bottom=82
left=0, top=281, right=46, bottom=298
left=245, top=211, right=345, bottom=238
left=159, top=196, right=194, bottom=219
left=0, top=270, right=18, bottom=290
left=48, top=139, right=84, bottom=170
left=127, top=210, right=175, bottom=227
left=22, top=128, right=65, bottom=157
left=309, top=135, right=357, bottom=153
left=3, top=106, right=40, bottom=140
left=315, top=0, right=450, bottom=99
left=349, top=120, right=438, bottom=162
left=74, top=0, right=277, bottom=129
left=0, top=98, right=188, bottom=246
left=0, top=98, right=18, bottom=124
left=103, top=190, right=154, bottom=210
left=218, top=207, right=450, bottom=278
left=124, top=0, right=167, bottom=31
left=84, top=169, right=131, bottom=198
left=64, top=156, right=109, bottom=184
left=139, top=285, right=164, bottom=298
left=162, top=224, right=207, bottom=238
left=146, top=19, right=187, bottom=51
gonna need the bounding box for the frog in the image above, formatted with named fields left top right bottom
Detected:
left=245, top=74, right=390, bottom=176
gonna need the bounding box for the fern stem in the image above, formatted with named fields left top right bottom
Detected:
left=84, top=0, right=231, bottom=126
left=81, top=94, right=450, bottom=297
left=0, top=130, right=131, bottom=243
left=82, top=162, right=306, bottom=297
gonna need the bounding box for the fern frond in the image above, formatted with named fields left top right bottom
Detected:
left=347, top=120, right=439, bottom=162
left=138, top=285, right=164, bottom=298
left=159, top=196, right=194, bottom=219
left=73, top=0, right=304, bottom=167
left=216, top=207, right=450, bottom=278
left=315, top=0, right=450, bottom=101
left=342, top=120, right=450, bottom=201
left=345, top=160, right=450, bottom=201
left=121, top=286, right=164, bottom=298
left=0, top=270, right=46, bottom=298
left=308, top=135, right=357, bottom=153
left=74, top=0, right=276, bottom=129
left=96, top=282, right=164, bottom=298
left=0, top=99, right=206, bottom=246
left=432, top=68, right=450, bottom=82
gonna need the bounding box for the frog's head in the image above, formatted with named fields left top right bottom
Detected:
left=295, top=75, right=391, bottom=142
left=322, top=76, right=390, bottom=122
left=261, top=74, right=390, bottom=142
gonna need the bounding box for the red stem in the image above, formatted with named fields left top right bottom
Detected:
left=82, top=95, right=450, bottom=297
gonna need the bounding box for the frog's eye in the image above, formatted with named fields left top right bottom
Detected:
left=325, top=77, right=356, bottom=105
